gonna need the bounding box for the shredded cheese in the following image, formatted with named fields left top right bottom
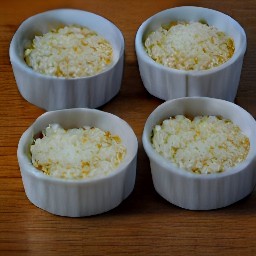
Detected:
left=144, top=21, right=235, bottom=71
left=24, top=25, right=113, bottom=78
left=151, top=115, right=250, bottom=174
left=30, top=124, right=126, bottom=179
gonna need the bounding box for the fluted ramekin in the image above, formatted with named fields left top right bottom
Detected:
left=10, top=9, right=124, bottom=110
left=17, top=108, right=138, bottom=217
left=142, top=97, right=256, bottom=210
left=135, top=6, right=247, bottom=102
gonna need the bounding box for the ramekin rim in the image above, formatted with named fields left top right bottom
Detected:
left=142, top=97, right=256, bottom=180
left=135, top=5, right=247, bottom=76
left=9, top=8, right=125, bottom=81
left=17, top=108, right=138, bottom=184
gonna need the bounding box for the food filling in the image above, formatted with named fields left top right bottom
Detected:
left=24, top=25, right=113, bottom=78
left=30, top=124, right=126, bottom=179
left=151, top=115, right=250, bottom=174
left=144, top=21, right=235, bottom=71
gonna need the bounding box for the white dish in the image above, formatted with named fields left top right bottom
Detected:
left=17, top=108, right=138, bottom=217
left=143, top=97, right=256, bottom=210
left=135, top=6, right=247, bottom=102
left=10, top=9, right=125, bottom=110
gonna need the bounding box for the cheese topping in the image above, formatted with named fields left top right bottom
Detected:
left=24, top=25, right=113, bottom=78
left=144, top=21, right=235, bottom=71
left=151, top=115, right=250, bottom=174
left=30, top=124, right=126, bottom=179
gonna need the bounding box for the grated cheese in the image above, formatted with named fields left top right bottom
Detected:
left=24, top=25, right=113, bottom=78
left=30, top=124, right=126, bottom=179
left=151, top=115, right=250, bottom=174
left=144, top=21, right=235, bottom=71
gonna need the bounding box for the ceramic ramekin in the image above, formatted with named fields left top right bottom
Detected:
left=17, top=108, right=138, bottom=217
left=10, top=9, right=125, bottom=110
left=142, top=97, right=256, bottom=210
left=135, top=6, right=247, bottom=102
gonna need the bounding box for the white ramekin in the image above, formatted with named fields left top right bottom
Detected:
left=10, top=9, right=125, bottom=110
left=143, top=97, right=256, bottom=210
left=17, top=108, right=138, bottom=217
left=135, top=6, right=247, bottom=102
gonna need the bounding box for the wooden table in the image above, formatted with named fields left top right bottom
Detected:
left=1, top=0, right=256, bottom=255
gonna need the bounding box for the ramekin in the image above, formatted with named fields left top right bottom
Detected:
left=142, top=97, right=256, bottom=210
left=17, top=108, right=138, bottom=217
left=135, top=6, right=247, bottom=102
left=10, top=9, right=125, bottom=110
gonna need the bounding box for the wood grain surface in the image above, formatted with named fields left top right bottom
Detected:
left=1, top=0, right=256, bottom=255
